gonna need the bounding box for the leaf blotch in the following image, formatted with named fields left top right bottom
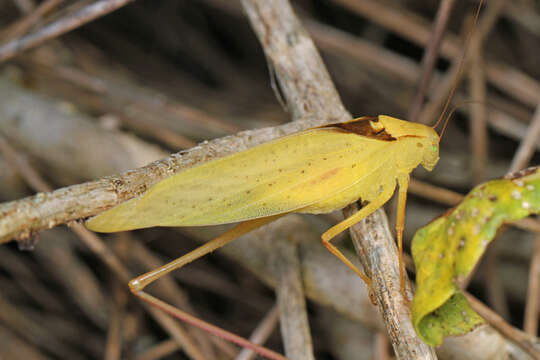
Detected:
left=458, top=237, right=466, bottom=250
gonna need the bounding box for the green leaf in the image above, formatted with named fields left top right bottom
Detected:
left=412, top=166, right=540, bottom=346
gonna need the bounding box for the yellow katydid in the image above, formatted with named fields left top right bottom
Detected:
left=86, top=115, right=439, bottom=301
left=86, top=116, right=439, bottom=282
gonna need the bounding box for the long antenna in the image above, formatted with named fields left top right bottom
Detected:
left=432, top=0, right=485, bottom=133
left=439, top=101, right=476, bottom=138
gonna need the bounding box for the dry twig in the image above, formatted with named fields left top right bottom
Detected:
left=0, top=0, right=135, bottom=63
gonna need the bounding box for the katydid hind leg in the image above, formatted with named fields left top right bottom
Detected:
left=321, top=184, right=396, bottom=291
left=130, top=215, right=289, bottom=360
left=396, top=173, right=410, bottom=302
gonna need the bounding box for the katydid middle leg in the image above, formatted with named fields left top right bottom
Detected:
left=321, top=174, right=412, bottom=302
left=321, top=184, right=396, bottom=293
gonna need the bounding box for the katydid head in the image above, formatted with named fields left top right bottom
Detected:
left=377, top=115, right=439, bottom=171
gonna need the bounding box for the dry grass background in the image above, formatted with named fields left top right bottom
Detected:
left=0, top=0, right=539, bottom=359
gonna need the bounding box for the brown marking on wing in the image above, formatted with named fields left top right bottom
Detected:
left=399, top=134, right=423, bottom=139
left=320, top=116, right=396, bottom=141
left=309, top=167, right=341, bottom=186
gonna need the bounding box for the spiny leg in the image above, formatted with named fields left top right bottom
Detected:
left=130, top=215, right=288, bottom=360
left=321, top=184, right=396, bottom=294
left=396, top=173, right=410, bottom=301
